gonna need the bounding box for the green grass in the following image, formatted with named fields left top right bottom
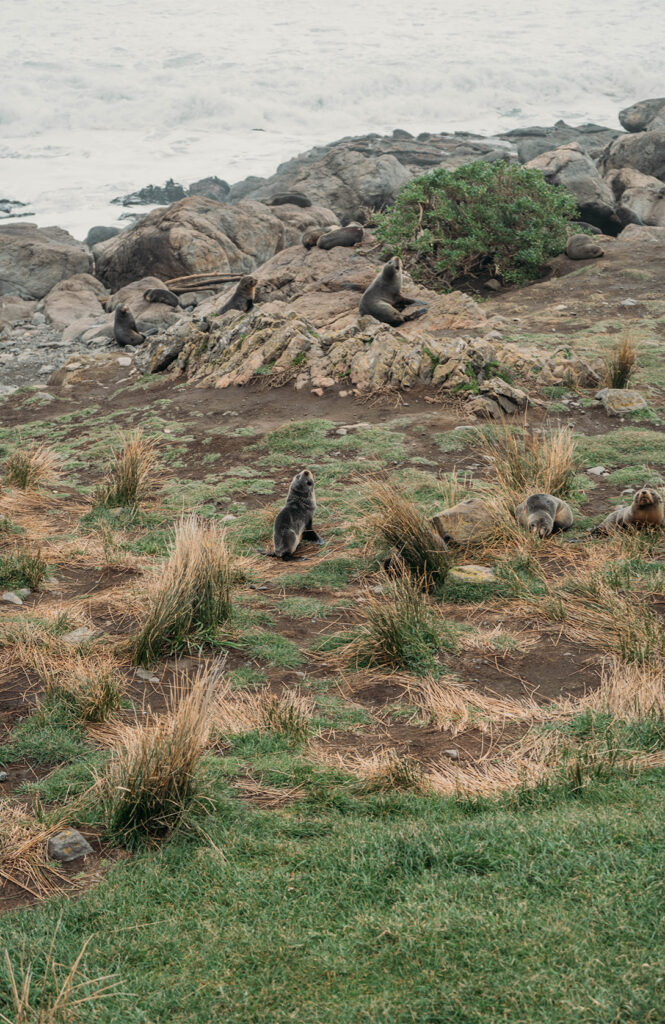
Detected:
left=576, top=427, right=665, bottom=469
left=0, top=549, right=48, bottom=590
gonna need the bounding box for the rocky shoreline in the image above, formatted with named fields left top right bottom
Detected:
left=1, top=98, right=665, bottom=403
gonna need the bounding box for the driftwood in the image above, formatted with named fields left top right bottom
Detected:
left=164, top=272, right=244, bottom=294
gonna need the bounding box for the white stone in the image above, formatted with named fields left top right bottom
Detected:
left=1, top=591, right=23, bottom=605
left=620, top=298, right=638, bottom=307
left=587, top=466, right=607, bottom=476
left=117, top=356, right=132, bottom=367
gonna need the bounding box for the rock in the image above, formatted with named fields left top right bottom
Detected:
left=596, top=388, right=647, bottom=416
left=106, top=276, right=182, bottom=333
left=39, top=273, right=108, bottom=329
left=605, top=167, right=665, bottom=227
left=94, top=196, right=336, bottom=291
left=334, top=422, right=370, bottom=435
left=135, top=667, right=160, bottom=684
left=525, top=143, right=617, bottom=232
left=117, top=356, right=132, bottom=366
left=442, top=749, right=460, bottom=761
left=587, top=466, right=607, bottom=476
left=60, top=314, right=115, bottom=346
left=31, top=312, right=46, bottom=326
left=599, top=129, right=665, bottom=182
left=112, top=178, right=186, bottom=206
left=85, top=225, right=121, bottom=248
left=431, top=497, right=493, bottom=545
left=0, top=294, right=37, bottom=329
left=499, top=120, right=622, bottom=163
left=619, top=298, right=638, bottom=307
left=447, top=564, right=497, bottom=584
left=47, top=828, right=93, bottom=862
left=1, top=591, right=23, bottom=605
left=188, top=176, right=230, bottom=201
left=619, top=98, right=665, bottom=134
left=0, top=224, right=93, bottom=300
left=61, top=626, right=96, bottom=645
left=0, top=771, right=8, bottom=782
left=477, top=377, right=528, bottom=413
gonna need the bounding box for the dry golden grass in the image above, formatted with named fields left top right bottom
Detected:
left=133, top=516, right=233, bottom=666
left=582, top=658, right=665, bottom=720
left=29, top=651, right=124, bottom=723
left=0, top=804, right=68, bottom=900
left=405, top=676, right=558, bottom=735
left=365, top=478, right=450, bottom=587
left=3, top=443, right=60, bottom=492
left=211, top=686, right=313, bottom=742
left=477, top=420, right=577, bottom=503
left=603, top=330, right=638, bottom=390
left=94, top=430, right=160, bottom=508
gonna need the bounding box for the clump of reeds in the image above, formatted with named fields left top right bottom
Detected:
left=99, top=664, right=217, bottom=847
left=604, top=331, right=638, bottom=390
left=258, top=691, right=312, bottom=743
left=0, top=549, right=48, bottom=591
left=355, top=749, right=426, bottom=793
left=477, top=421, right=577, bottom=504
left=585, top=658, right=665, bottom=721
left=367, top=479, right=450, bottom=589
left=32, top=652, right=124, bottom=723
left=94, top=430, right=159, bottom=507
left=3, top=443, right=60, bottom=491
left=406, top=676, right=549, bottom=735
left=133, top=516, right=233, bottom=666
left=345, top=569, right=440, bottom=674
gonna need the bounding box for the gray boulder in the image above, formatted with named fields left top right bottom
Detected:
left=188, top=176, right=230, bottom=201
left=85, top=225, right=121, bottom=248
left=39, top=273, right=108, bottom=328
left=596, top=388, right=648, bottom=416
left=600, top=129, right=665, bottom=182
left=107, top=276, right=182, bottom=332
left=619, top=98, right=665, bottom=133
left=499, top=120, right=622, bottom=163
left=526, top=143, right=617, bottom=231
left=0, top=224, right=92, bottom=300
left=47, top=828, right=93, bottom=862
left=605, top=167, right=665, bottom=227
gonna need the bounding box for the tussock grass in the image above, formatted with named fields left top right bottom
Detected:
left=3, top=443, right=60, bottom=491
left=99, top=663, right=218, bottom=847
left=367, top=479, right=450, bottom=588
left=406, top=676, right=555, bottom=735
left=345, top=570, right=441, bottom=674
left=211, top=686, right=313, bottom=742
left=0, top=804, right=69, bottom=900
left=94, top=430, right=160, bottom=508
left=31, top=652, right=124, bottom=723
left=133, top=516, right=233, bottom=666
left=0, top=550, right=48, bottom=591
left=584, top=658, right=665, bottom=720
left=330, top=748, right=427, bottom=793
left=603, top=331, right=638, bottom=390
left=1, top=924, right=119, bottom=1023
left=477, top=420, right=577, bottom=503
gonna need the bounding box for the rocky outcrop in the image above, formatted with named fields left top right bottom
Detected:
left=0, top=224, right=92, bottom=300
left=599, top=129, right=665, bottom=182
left=187, top=176, right=230, bottom=201
left=85, top=225, right=121, bottom=248
left=39, top=273, right=108, bottom=329
left=604, top=168, right=665, bottom=227
left=112, top=178, right=186, bottom=207
left=526, top=143, right=617, bottom=232
left=496, top=342, right=602, bottom=389
left=619, top=98, right=665, bottom=134
left=93, top=197, right=338, bottom=291
left=499, top=120, right=622, bottom=163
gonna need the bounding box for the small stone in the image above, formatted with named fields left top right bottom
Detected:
left=117, top=356, right=132, bottom=367
left=335, top=422, right=370, bottom=435
left=1, top=591, right=22, bottom=605
left=0, top=385, right=18, bottom=398
left=443, top=749, right=459, bottom=761
left=484, top=278, right=501, bottom=291
left=47, top=828, right=93, bottom=862
left=311, top=387, right=324, bottom=396
left=339, top=390, right=350, bottom=397
left=448, top=565, right=497, bottom=585
left=61, top=626, right=96, bottom=645
left=596, top=388, right=647, bottom=416
left=15, top=588, right=31, bottom=599
left=135, top=667, right=159, bottom=684
left=587, top=466, right=607, bottom=476
left=620, top=298, right=638, bottom=307
left=221, top=514, right=237, bottom=522
left=32, top=312, right=46, bottom=326
left=0, top=771, right=8, bottom=782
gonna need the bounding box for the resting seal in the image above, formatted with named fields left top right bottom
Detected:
left=268, top=192, right=312, bottom=208
left=217, top=275, right=257, bottom=315
left=302, top=226, right=334, bottom=250
left=265, top=469, right=323, bottom=560
left=516, top=494, right=574, bottom=538
left=359, top=257, right=428, bottom=326
left=114, top=304, right=145, bottom=347
left=143, top=288, right=180, bottom=308
left=593, top=487, right=664, bottom=535
left=566, top=234, right=604, bottom=260
left=317, top=223, right=364, bottom=250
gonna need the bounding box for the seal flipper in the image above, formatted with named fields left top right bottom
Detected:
left=302, top=529, right=324, bottom=544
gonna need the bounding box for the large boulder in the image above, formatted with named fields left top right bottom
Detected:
left=0, top=224, right=92, bottom=300
left=106, top=276, right=182, bottom=332
left=619, top=98, right=665, bottom=133
left=0, top=294, right=36, bottom=329
left=605, top=168, right=665, bottom=227
left=39, top=273, right=108, bottom=328
left=599, top=130, right=665, bottom=182
left=500, top=120, right=622, bottom=163
left=525, top=143, right=617, bottom=231
left=93, top=196, right=337, bottom=291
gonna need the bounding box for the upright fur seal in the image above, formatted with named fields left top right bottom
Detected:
left=593, top=487, right=664, bottom=535
left=516, top=494, right=574, bottom=537
left=359, top=257, right=428, bottom=326
left=217, top=275, right=257, bottom=315
left=270, top=469, right=323, bottom=559
left=143, top=288, right=180, bottom=308
left=317, top=223, right=364, bottom=250
left=114, top=304, right=145, bottom=347
left=565, top=234, right=604, bottom=260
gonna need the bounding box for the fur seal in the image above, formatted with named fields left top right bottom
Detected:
left=302, top=226, right=330, bottom=250
left=565, top=234, right=604, bottom=260
left=268, top=193, right=312, bottom=208
left=114, top=304, right=145, bottom=347
left=143, top=288, right=180, bottom=308
left=217, top=275, right=257, bottom=315
left=265, top=469, right=323, bottom=559
left=592, top=487, right=664, bottom=535
left=359, top=257, right=428, bottom=326
left=516, top=494, right=574, bottom=538
left=317, top=223, right=364, bottom=250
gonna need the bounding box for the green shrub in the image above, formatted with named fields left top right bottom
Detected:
left=375, top=161, right=578, bottom=289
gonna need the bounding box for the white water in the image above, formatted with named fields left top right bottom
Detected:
left=1, top=0, right=663, bottom=238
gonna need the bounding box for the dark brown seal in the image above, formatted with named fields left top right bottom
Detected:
left=565, top=234, right=604, bottom=260
left=268, top=192, right=312, bottom=208
left=516, top=494, right=574, bottom=537
left=143, top=288, right=180, bottom=308
left=359, top=256, right=427, bottom=326
left=593, top=487, right=664, bottom=534
left=259, top=470, right=323, bottom=560
left=217, top=275, right=257, bottom=315
left=316, top=223, right=364, bottom=250
left=114, top=304, right=145, bottom=347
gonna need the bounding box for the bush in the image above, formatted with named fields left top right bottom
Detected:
left=374, top=161, right=579, bottom=289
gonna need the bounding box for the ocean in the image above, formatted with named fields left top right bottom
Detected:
left=2, top=0, right=663, bottom=238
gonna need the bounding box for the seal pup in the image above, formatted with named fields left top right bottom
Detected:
left=516, top=494, right=574, bottom=538
left=317, top=223, right=364, bottom=250
left=359, top=257, right=428, bottom=326
left=217, top=275, right=257, bottom=315
left=143, top=288, right=180, bottom=308
left=302, top=226, right=332, bottom=250
left=592, top=487, right=664, bottom=535
left=261, top=470, right=323, bottom=560
left=565, top=234, right=604, bottom=260
left=114, top=304, right=145, bottom=347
